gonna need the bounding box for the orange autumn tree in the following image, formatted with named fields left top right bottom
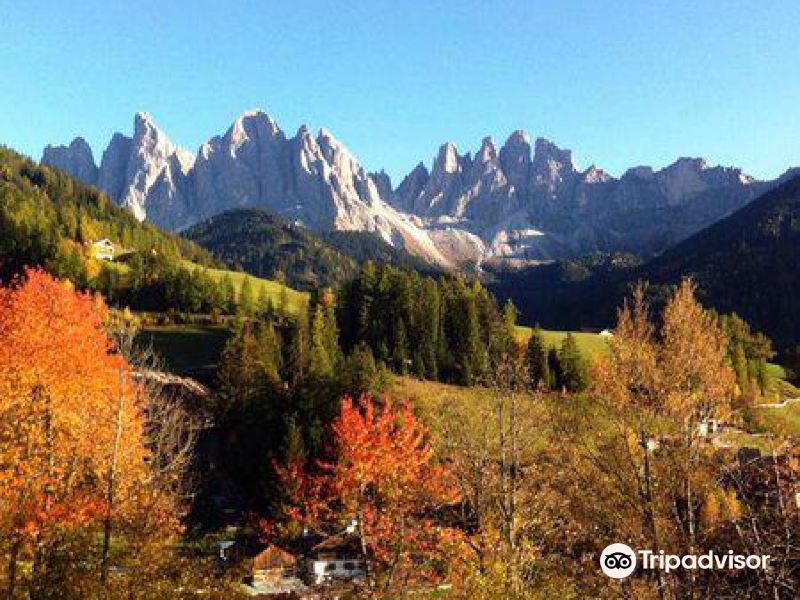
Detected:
left=274, top=394, right=462, bottom=589
left=0, top=268, right=149, bottom=596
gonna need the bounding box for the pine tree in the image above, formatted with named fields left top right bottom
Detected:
left=239, top=276, right=256, bottom=315
left=342, top=342, right=380, bottom=395
left=284, top=415, right=307, bottom=464
left=309, top=305, right=334, bottom=379
left=286, top=307, right=311, bottom=388
left=557, top=333, right=589, bottom=392
left=526, top=329, right=552, bottom=390
left=256, top=320, right=283, bottom=387
left=221, top=273, right=237, bottom=314
left=392, top=318, right=409, bottom=374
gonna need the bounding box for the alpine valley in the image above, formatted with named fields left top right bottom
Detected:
left=41, top=110, right=798, bottom=269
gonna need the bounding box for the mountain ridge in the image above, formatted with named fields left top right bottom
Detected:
left=42, top=110, right=796, bottom=267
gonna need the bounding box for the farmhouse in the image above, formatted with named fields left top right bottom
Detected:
left=305, top=533, right=366, bottom=585
left=91, top=238, right=115, bottom=261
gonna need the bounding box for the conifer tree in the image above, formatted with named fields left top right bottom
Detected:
left=239, top=276, right=255, bottom=315
left=392, top=318, right=409, bottom=374
left=557, top=333, right=589, bottom=392
left=256, top=320, right=283, bottom=387
left=342, top=342, right=380, bottom=395
left=221, top=273, right=237, bottom=314
left=309, top=305, right=334, bottom=379
left=286, top=307, right=311, bottom=388
left=526, top=329, right=552, bottom=390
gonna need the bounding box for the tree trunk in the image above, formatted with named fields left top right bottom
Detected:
left=101, top=369, right=125, bottom=583
left=640, top=425, right=666, bottom=600
left=6, top=537, right=21, bottom=600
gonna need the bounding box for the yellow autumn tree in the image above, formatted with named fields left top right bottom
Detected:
left=562, top=279, right=736, bottom=599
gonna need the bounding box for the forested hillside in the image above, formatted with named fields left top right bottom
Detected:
left=0, top=149, right=300, bottom=315
left=182, top=208, right=436, bottom=290
left=489, top=174, right=800, bottom=351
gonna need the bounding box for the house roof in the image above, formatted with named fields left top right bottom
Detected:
left=252, top=545, right=296, bottom=570
left=309, top=534, right=363, bottom=558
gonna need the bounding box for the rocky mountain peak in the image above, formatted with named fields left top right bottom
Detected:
left=582, top=165, right=612, bottom=183
left=477, top=137, right=497, bottom=163
left=42, top=136, right=98, bottom=185
left=434, top=142, right=462, bottom=175
left=40, top=112, right=776, bottom=267
left=228, top=110, right=283, bottom=148
left=533, top=137, right=576, bottom=172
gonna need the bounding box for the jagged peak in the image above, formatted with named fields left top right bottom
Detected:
left=623, top=165, right=655, bottom=179
left=663, top=156, right=708, bottom=172
left=503, top=129, right=531, bottom=148
left=227, top=110, right=282, bottom=146
left=241, top=107, right=268, bottom=118
left=532, top=137, right=577, bottom=174
left=434, top=142, right=461, bottom=174
left=477, top=136, right=497, bottom=162
left=68, top=136, right=92, bottom=150
left=582, top=164, right=613, bottom=183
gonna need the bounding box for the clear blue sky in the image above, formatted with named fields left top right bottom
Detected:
left=1, top=0, right=799, bottom=182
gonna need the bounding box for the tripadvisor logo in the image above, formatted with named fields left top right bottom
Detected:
left=600, top=543, right=770, bottom=579
left=600, top=543, right=637, bottom=579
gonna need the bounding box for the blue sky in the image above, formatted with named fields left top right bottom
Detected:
left=1, top=0, right=799, bottom=182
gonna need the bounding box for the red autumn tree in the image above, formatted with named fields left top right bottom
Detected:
left=274, top=394, right=462, bottom=590
left=0, top=269, right=150, bottom=595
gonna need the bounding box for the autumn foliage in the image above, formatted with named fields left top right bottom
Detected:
left=274, top=394, right=462, bottom=588
left=0, top=269, right=172, bottom=597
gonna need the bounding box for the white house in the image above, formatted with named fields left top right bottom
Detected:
left=306, top=532, right=366, bottom=585
left=599, top=329, right=614, bottom=337
left=91, top=238, right=115, bottom=261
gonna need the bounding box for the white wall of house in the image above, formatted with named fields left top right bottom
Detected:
left=308, top=558, right=366, bottom=584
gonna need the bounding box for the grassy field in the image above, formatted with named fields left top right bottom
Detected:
left=514, top=326, right=611, bottom=357
left=137, top=324, right=231, bottom=377
left=181, top=260, right=308, bottom=315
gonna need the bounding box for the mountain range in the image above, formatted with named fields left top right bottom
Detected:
left=488, top=172, right=800, bottom=350
left=41, top=110, right=797, bottom=268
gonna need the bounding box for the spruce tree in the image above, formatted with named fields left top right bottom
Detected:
left=557, top=333, right=589, bottom=392
left=309, top=305, right=334, bottom=379
left=526, top=329, right=552, bottom=390
left=220, top=273, right=237, bottom=314
left=255, top=320, right=282, bottom=387
left=239, top=276, right=255, bottom=315
left=342, top=342, right=380, bottom=395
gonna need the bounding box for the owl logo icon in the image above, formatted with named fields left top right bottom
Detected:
left=600, top=543, right=637, bottom=579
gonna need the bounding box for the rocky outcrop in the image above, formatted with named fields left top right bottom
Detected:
left=88, top=113, right=194, bottom=228
left=42, top=137, right=98, bottom=185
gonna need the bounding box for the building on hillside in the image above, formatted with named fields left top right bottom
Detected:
left=249, top=545, right=298, bottom=587
left=698, top=418, right=721, bottom=438
left=91, top=238, right=115, bottom=261
left=305, top=533, right=366, bottom=585
left=599, top=329, right=614, bottom=337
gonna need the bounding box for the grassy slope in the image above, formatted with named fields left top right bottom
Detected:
left=137, top=263, right=306, bottom=377
left=181, top=260, right=308, bottom=314
left=514, top=326, right=610, bottom=356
